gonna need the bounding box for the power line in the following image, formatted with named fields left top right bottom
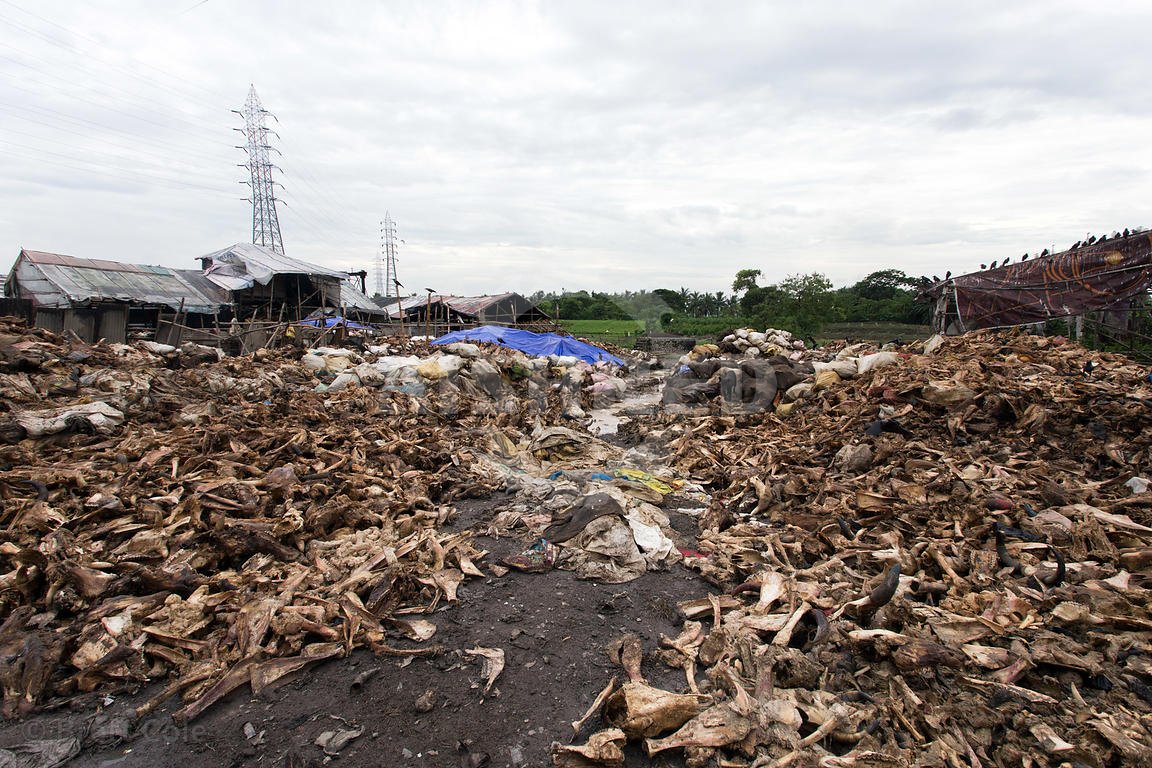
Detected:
left=0, top=138, right=236, bottom=195
left=0, top=46, right=225, bottom=137
left=1, top=99, right=233, bottom=168
left=6, top=108, right=357, bottom=240
left=0, top=0, right=379, bottom=259
left=0, top=4, right=232, bottom=109
left=3, top=120, right=232, bottom=183
left=1, top=6, right=374, bottom=226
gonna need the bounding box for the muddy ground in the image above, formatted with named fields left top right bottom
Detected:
left=0, top=492, right=712, bottom=768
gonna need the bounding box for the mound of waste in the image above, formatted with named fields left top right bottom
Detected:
left=0, top=319, right=633, bottom=722
left=562, top=329, right=1152, bottom=766
left=663, top=326, right=908, bottom=412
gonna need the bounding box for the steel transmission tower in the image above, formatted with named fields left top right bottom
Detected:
left=235, top=85, right=285, bottom=254
left=378, top=213, right=401, bottom=298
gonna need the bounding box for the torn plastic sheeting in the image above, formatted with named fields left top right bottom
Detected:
left=625, top=504, right=681, bottom=568
left=565, top=515, right=648, bottom=584
left=295, top=316, right=372, bottom=330
left=14, top=401, right=125, bottom=437
left=855, top=350, right=901, bottom=374
left=0, top=738, right=81, bottom=768
left=612, top=468, right=675, bottom=495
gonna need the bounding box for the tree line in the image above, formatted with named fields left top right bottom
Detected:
left=528, top=268, right=930, bottom=335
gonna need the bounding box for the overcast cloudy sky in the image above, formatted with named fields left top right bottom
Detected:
left=3, top=0, right=1151, bottom=297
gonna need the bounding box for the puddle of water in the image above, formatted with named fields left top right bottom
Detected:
left=587, top=386, right=663, bottom=436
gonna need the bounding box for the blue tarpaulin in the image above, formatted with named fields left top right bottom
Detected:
left=296, top=317, right=373, bottom=330
left=431, top=325, right=624, bottom=366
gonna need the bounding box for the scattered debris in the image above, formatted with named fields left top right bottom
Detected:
left=565, top=328, right=1152, bottom=765
left=314, top=722, right=364, bottom=756
left=4, top=314, right=1152, bottom=766
left=464, top=646, right=505, bottom=698
left=0, top=317, right=626, bottom=721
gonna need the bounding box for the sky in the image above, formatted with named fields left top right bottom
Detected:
left=3, top=0, right=1152, bottom=298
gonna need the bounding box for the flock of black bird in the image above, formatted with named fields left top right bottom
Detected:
left=918, top=227, right=1140, bottom=287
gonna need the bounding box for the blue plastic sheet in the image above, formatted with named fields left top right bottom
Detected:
left=296, top=317, right=373, bottom=330
left=431, top=325, right=624, bottom=366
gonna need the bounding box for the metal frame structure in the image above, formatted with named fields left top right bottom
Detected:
left=377, top=212, right=401, bottom=298
left=235, top=86, right=285, bottom=255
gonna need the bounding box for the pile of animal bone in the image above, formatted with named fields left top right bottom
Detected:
left=301, top=337, right=636, bottom=413
left=0, top=317, right=592, bottom=721
left=562, top=329, right=1152, bottom=766
left=665, top=330, right=913, bottom=411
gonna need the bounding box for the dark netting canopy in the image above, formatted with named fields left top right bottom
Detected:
left=941, top=234, right=1152, bottom=331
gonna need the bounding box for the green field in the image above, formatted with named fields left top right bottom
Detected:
left=818, top=322, right=933, bottom=343
left=558, top=319, right=645, bottom=335
left=557, top=319, right=645, bottom=350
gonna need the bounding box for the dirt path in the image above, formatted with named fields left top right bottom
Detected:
left=0, top=498, right=714, bottom=768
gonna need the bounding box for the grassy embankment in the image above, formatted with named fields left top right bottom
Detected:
left=557, top=319, right=644, bottom=348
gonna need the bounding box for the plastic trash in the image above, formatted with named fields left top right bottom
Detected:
left=856, top=351, right=901, bottom=374
left=416, top=360, right=447, bottom=380
left=14, top=401, right=125, bottom=437
left=501, top=538, right=559, bottom=573
left=300, top=353, right=326, bottom=371
left=1126, top=477, right=1150, bottom=494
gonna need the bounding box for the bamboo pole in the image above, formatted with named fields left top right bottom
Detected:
left=424, top=291, right=432, bottom=339
left=394, top=293, right=406, bottom=337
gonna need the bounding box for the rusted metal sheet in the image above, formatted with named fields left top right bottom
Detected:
left=63, top=308, right=99, bottom=342
left=34, top=308, right=64, bottom=333
left=10, top=250, right=228, bottom=314
left=97, top=306, right=128, bottom=344
left=385, top=293, right=549, bottom=323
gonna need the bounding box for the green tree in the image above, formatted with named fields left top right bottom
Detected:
left=736, top=271, right=837, bottom=335
left=732, top=269, right=762, bottom=295
left=850, top=269, right=916, bottom=301
left=653, top=288, right=686, bottom=314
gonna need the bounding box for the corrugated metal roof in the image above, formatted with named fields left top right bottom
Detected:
left=11, top=250, right=228, bottom=314
left=200, top=243, right=347, bottom=290
left=340, top=280, right=386, bottom=312
left=443, top=293, right=517, bottom=315
left=383, top=293, right=518, bottom=319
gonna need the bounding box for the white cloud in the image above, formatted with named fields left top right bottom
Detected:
left=2, top=0, right=1151, bottom=296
